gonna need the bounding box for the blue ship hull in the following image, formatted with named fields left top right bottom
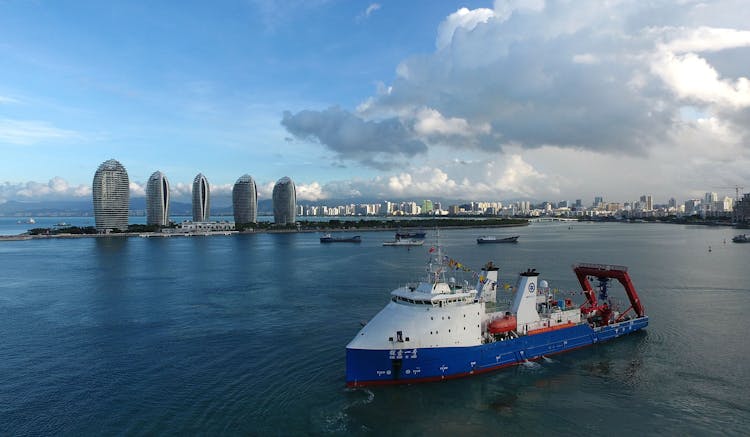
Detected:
left=346, top=316, right=648, bottom=386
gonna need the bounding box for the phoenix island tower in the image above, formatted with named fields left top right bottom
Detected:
left=146, top=171, right=170, bottom=226
left=272, top=176, right=296, bottom=225
left=233, top=174, right=258, bottom=225
left=92, top=159, right=130, bottom=232
left=192, top=173, right=210, bottom=222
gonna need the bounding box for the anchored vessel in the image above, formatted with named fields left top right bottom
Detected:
left=346, top=247, right=648, bottom=387
left=320, top=233, right=362, bottom=243
left=383, top=238, right=425, bottom=247
left=396, top=231, right=427, bottom=239
left=477, top=235, right=519, bottom=244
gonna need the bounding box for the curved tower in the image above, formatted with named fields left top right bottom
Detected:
left=92, top=159, right=130, bottom=232
left=146, top=171, right=170, bottom=226
left=272, top=176, right=296, bottom=225
left=192, top=173, right=210, bottom=222
left=232, top=174, right=258, bottom=224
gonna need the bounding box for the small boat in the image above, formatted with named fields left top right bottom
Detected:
left=320, top=233, right=362, bottom=243
left=383, top=238, right=424, bottom=247
left=396, top=230, right=426, bottom=239
left=17, top=218, right=36, bottom=224
left=732, top=234, right=749, bottom=243
left=477, top=235, right=519, bottom=244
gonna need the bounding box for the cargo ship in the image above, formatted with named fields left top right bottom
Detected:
left=346, top=245, right=648, bottom=387
left=320, top=233, right=362, bottom=243
left=477, top=235, right=519, bottom=244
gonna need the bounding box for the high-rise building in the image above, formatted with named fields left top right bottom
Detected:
left=92, top=159, right=130, bottom=232
left=146, top=171, right=170, bottom=226
left=733, top=193, right=750, bottom=223
left=192, top=173, right=210, bottom=222
left=272, top=176, right=296, bottom=224
left=232, top=174, right=258, bottom=224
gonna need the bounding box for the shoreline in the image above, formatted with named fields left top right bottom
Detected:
left=0, top=221, right=529, bottom=242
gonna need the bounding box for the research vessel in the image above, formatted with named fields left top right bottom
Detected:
left=346, top=246, right=648, bottom=387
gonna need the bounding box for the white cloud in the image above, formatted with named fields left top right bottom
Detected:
left=660, top=26, right=750, bottom=54
left=652, top=51, right=750, bottom=108
left=413, top=107, right=490, bottom=138
left=129, top=182, right=146, bottom=197
left=284, top=0, right=750, bottom=196
left=651, top=26, right=750, bottom=109
left=436, top=7, right=495, bottom=50
left=572, top=53, right=598, bottom=64
left=0, top=177, right=91, bottom=202
left=0, top=96, right=20, bottom=104
left=356, top=3, right=381, bottom=22
left=296, top=181, right=325, bottom=201
left=0, top=118, right=79, bottom=145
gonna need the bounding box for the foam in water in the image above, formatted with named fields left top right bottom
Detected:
left=321, top=388, right=376, bottom=433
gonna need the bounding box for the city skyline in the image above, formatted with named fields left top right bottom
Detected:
left=1, top=1, right=749, bottom=204
left=86, top=160, right=744, bottom=226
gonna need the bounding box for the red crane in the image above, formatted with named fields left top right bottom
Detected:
left=573, top=263, right=645, bottom=325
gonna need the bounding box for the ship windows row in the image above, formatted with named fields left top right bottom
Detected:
left=391, top=295, right=469, bottom=306
left=392, top=296, right=431, bottom=305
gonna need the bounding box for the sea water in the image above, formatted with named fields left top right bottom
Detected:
left=0, top=222, right=748, bottom=435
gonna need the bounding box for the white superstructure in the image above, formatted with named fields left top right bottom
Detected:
left=348, top=245, right=583, bottom=353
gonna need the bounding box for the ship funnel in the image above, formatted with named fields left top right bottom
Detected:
left=477, top=261, right=499, bottom=303
left=511, top=269, right=541, bottom=332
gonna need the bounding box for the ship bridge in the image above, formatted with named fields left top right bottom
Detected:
left=390, top=281, right=477, bottom=307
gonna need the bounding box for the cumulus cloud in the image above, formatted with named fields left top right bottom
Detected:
left=281, top=107, right=428, bottom=169
left=166, top=181, right=233, bottom=201
left=0, top=177, right=91, bottom=202
left=652, top=27, right=750, bottom=109
left=435, top=6, right=495, bottom=50
left=271, top=153, right=555, bottom=202
left=282, top=0, right=750, bottom=185
left=296, top=181, right=325, bottom=201
left=129, top=182, right=146, bottom=197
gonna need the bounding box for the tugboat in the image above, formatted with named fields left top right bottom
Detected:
left=346, top=244, right=648, bottom=387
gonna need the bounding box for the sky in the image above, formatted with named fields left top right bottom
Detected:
left=1, top=0, right=749, bottom=205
